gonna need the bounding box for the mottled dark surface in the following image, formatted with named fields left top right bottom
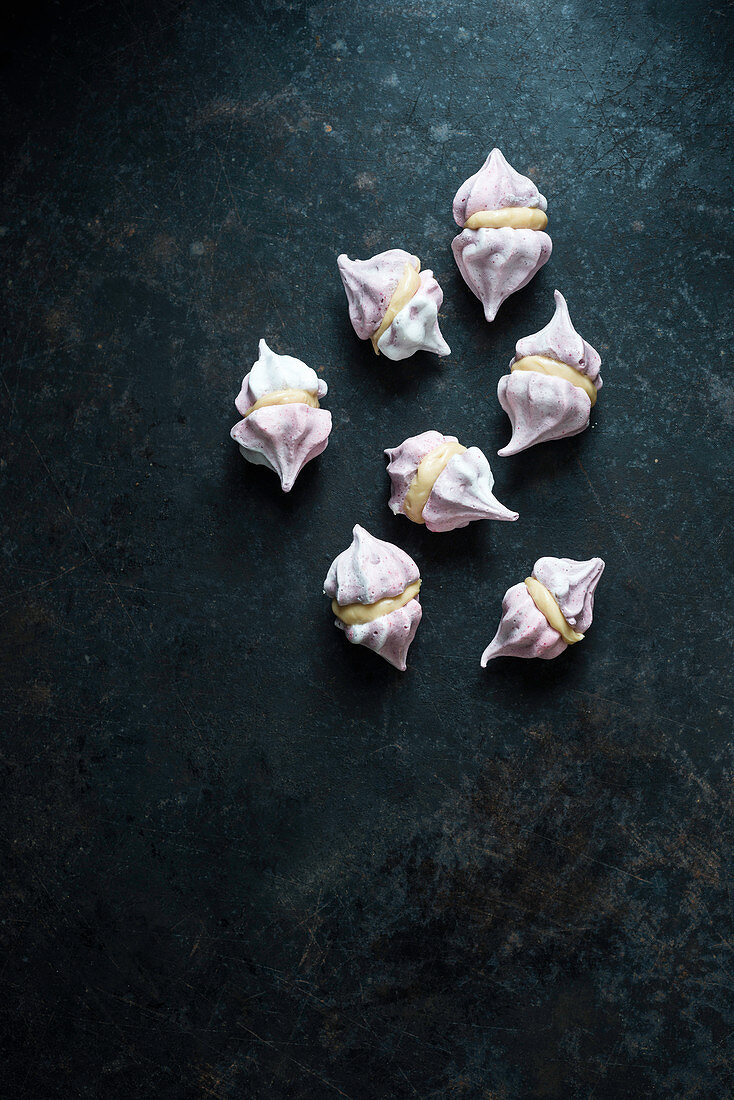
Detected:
left=1, top=0, right=733, bottom=1096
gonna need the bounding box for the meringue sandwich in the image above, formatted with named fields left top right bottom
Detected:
left=451, top=148, right=552, bottom=322
left=230, top=340, right=332, bottom=492
left=385, top=430, right=518, bottom=533
left=498, top=290, right=603, bottom=455
left=324, top=525, right=422, bottom=670
left=481, top=556, right=605, bottom=663
left=337, top=249, right=450, bottom=361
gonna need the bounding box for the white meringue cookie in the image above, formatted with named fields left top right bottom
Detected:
left=235, top=339, right=327, bottom=414
left=376, top=271, right=451, bottom=361
left=452, top=226, right=552, bottom=323
left=451, top=149, right=552, bottom=322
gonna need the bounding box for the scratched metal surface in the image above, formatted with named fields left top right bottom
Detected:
left=1, top=0, right=732, bottom=1096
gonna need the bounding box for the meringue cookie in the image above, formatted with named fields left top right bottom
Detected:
left=385, top=430, right=518, bottom=533
left=230, top=339, right=332, bottom=492
left=481, top=556, right=605, bottom=664
left=324, top=525, right=422, bottom=671
left=451, top=149, right=552, bottom=321
left=498, top=290, right=603, bottom=456
left=337, top=250, right=450, bottom=360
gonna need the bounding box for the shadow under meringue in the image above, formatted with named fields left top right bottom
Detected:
left=494, top=427, right=593, bottom=496
left=447, top=261, right=554, bottom=347
left=222, top=436, right=326, bottom=520
left=338, top=316, right=446, bottom=395
left=476, top=644, right=582, bottom=703
left=394, top=515, right=488, bottom=571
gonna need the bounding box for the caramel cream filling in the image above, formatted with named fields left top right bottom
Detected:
left=371, top=261, right=422, bottom=353
left=512, top=355, right=597, bottom=405
left=403, top=440, right=467, bottom=524
left=245, top=389, right=320, bottom=417
left=525, top=577, right=584, bottom=645
left=332, top=579, right=421, bottom=625
left=464, top=207, right=548, bottom=231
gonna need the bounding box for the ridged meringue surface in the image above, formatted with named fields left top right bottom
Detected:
left=481, top=556, right=604, bottom=663
left=385, top=432, right=518, bottom=533
left=497, top=371, right=590, bottom=456
left=324, top=525, right=422, bottom=670
left=376, top=270, right=451, bottom=360
left=452, top=148, right=547, bottom=228
left=230, top=340, right=331, bottom=492
left=481, top=582, right=568, bottom=664
left=336, top=602, right=422, bottom=672
left=514, top=290, right=602, bottom=388
left=324, top=525, right=420, bottom=606
left=235, top=338, right=327, bottom=415
left=337, top=249, right=419, bottom=341
left=451, top=149, right=551, bottom=321
left=498, top=291, right=603, bottom=455
left=452, top=227, right=552, bottom=323
left=532, top=556, right=605, bottom=634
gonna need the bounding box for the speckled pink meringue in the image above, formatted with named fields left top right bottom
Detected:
left=324, top=525, right=422, bottom=671
left=337, top=250, right=450, bottom=360
left=230, top=339, right=331, bottom=492
left=385, top=430, right=518, bottom=533
left=481, top=556, right=605, bottom=664
left=451, top=148, right=552, bottom=322
left=498, top=290, right=603, bottom=456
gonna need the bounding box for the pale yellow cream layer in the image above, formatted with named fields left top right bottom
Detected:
left=465, top=207, right=548, bottom=231
left=403, top=440, right=467, bottom=525
left=245, top=389, right=320, bottom=417
left=512, top=354, right=597, bottom=406
left=371, top=261, right=422, bottom=353
left=332, top=579, right=421, bottom=625
left=525, top=576, right=584, bottom=645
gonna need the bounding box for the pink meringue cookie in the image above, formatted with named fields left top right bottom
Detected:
left=498, top=291, right=603, bottom=456
left=481, top=556, right=605, bottom=664
left=337, top=250, right=450, bottom=360
left=451, top=149, right=552, bottom=322
left=452, top=228, right=552, bottom=323
left=230, top=339, right=332, bottom=492
left=385, top=430, right=518, bottom=533
left=324, top=525, right=422, bottom=671
left=452, top=148, right=547, bottom=228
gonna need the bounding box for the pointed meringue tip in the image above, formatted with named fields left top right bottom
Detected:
left=336, top=253, right=355, bottom=279
left=483, top=302, right=500, bottom=323
left=279, top=465, right=298, bottom=492
left=480, top=644, right=499, bottom=667
left=496, top=506, right=519, bottom=522
left=552, top=289, right=570, bottom=320
left=497, top=441, right=524, bottom=458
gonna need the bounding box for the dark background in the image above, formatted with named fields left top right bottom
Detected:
left=1, top=1, right=733, bottom=1096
